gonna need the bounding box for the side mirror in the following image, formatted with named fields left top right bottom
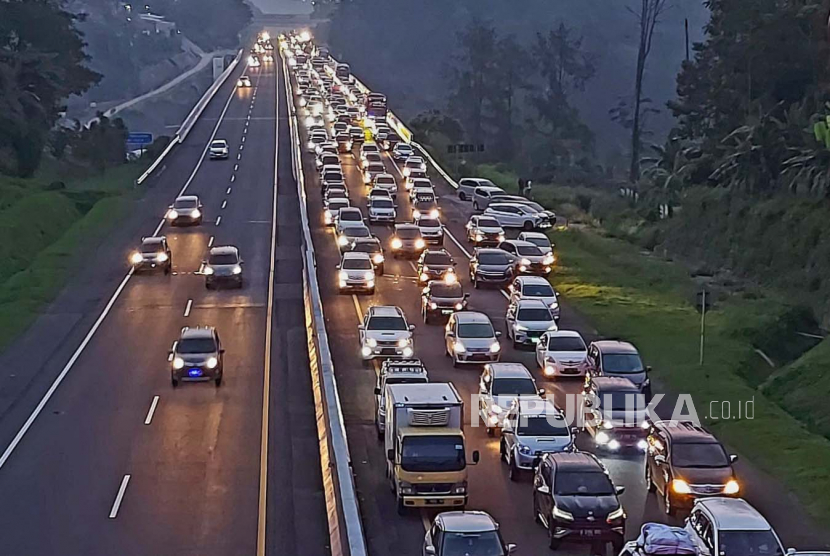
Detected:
left=615, top=486, right=626, bottom=495
left=409, top=324, right=415, bottom=332
left=374, top=387, right=381, bottom=395
left=507, top=544, right=517, bottom=554
left=654, top=455, right=666, bottom=465
left=730, top=454, right=739, bottom=463
left=463, top=293, right=471, bottom=299
left=453, top=261, right=458, bottom=266
left=472, top=450, right=480, bottom=464
left=386, top=449, right=394, bottom=462
left=538, top=389, right=546, bottom=397
left=646, top=365, right=653, bottom=373
left=446, top=331, right=455, bottom=338
left=335, top=264, right=341, bottom=269
left=569, top=426, right=580, bottom=436
left=358, top=325, right=365, bottom=331
left=495, top=331, right=502, bottom=338
left=535, top=484, right=550, bottom=495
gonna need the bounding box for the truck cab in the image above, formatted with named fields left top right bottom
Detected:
left=374, top=359, right=429, bottom=438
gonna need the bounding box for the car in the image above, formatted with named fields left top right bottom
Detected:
left=337, top=224, right=372, bottom=253
left=445, top=311, right=501, bottom=367
left=304, top=114, right=325, bottom=129
left=533, top=452, right=626, bottom=552
left=421, top=280, right=468, bottom=324
left=202, top=245, right=243, bottom=289
left=500, top=397, right=575, bottom=480
left=416, top=249, right=456, bottom=285
left=472, top=185, right=506, bottom=211
left=584, top=340, right=652, bottom=398
left=348, top=125, right=365, bottom=144
left=335, top=207, right=364, bottom=233
left=351, top=236, right=385, bottom=274
left=359, top=305, right=415, bottom=360
left=423, top=511, right=516, bottom=556
left=499, top=239, right=554, bottom=275
left=390, top=223, right=426, bottom=259
left=130, top=236, right=171, bottom=274
left=415, top=216, right=444, bottom=245
left=323, top=186, right=348, bottom=205
left=402, top=156, right=426, bottom=176
left=316, top=152, right=340, bottom=170
left=381, top=131, right=400, bottom=151
left=536, top=330, right=588, bottom=378
left=518, top=231, right=554, bottom=255
left=392, top=142, right=414, bottom=161
left=361, top=151, right=383, bottom=169
left=646, top=421, right=740, bottom=516
left=372, top=173, right=398, bottom=199
left=359, top=141, right=380, bottom=160
left=582, top=376, right=649, bottom=453
left=315, top=140, right=338, bottom=157
left=457, top=177, right=497, bottom=201
left=249, top=55, right=261, bottom=68
left=170, top=326, right=224, bottom=387
left=508, top=276, right=560, bottom=317
left=405, top=171, right=429, bottom=191
left=466, top=215, right=505, bottom=247
left=368, top=187, right=392, bottom=201
left=469, top=248, right=516, bottom=288
left=367, top=196, right=396, bottom=225
left=684, top=498, right=787, bottom=556
left=209, top=139, right=229, bottom=159
left=491, top=195, right=556, bottom=228
left=333, top=121, right=349, bottom=135
left=337, top=251, right=376, bottom=294
left=334, top=132, right=352, bottom=152
left=411, top=190, right=440, bottom=221
left=374, top=359, right=428, bottom=437
left=237, top=75, right=252, bottom=88
left=362, top=161, right=386, bottom=184
left=505, top=299, right=557, bottom=348
left=307, top=131, right=328, bottom=152
left=323, top=198, right=349, bottom=226
left=485, top=203, right=547, bottom=231
left=166, top=195, right=203, bottom=226
left=477, top=363, right=543, bottom=435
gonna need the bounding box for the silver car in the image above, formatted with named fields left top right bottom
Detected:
left=478, top=363, right=542, bottom=434
left=209, top=139, right=229, bottom=159
left=203, top=245, right=243, bottom=289
left=368, top=196, right=396, bottom=224
left=517, top=231, right=553, bottom=255
left=445, top=311, right=501, bottom=367
left=458, top=177, right=496, bottom=202
left=508, top=276, right=560, bottom=319
left=501, top=397, right=575, bottom=480
left=337, top=251, right=375, bottom=294
left=359, top=305, right=415, bottom=360
left=423, top=511, right=516, bottom=556
left=506, top=299, right=557, bottom=347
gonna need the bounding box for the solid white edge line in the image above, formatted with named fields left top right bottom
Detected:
left=221, top=200, right=227, bottom=209
left=108, top=474, right=131, bottom=518
left=231, top=175, right=236, bottom=183
left=208, top=236, right=215, bottom=248
left=215, top=216, right=222, bottom=226
left=144, top=396, right=160, bottom=425
left=184, top=299, right=193, bottom=317
left=227, top=186, right=232, bottom=194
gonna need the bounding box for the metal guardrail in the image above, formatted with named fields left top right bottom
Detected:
left=136, top=49, right=244, bottom=186
left=281, top=53, right=368, bottom=556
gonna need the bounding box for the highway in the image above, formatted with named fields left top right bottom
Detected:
left=0, top=51, right=328, bottom=555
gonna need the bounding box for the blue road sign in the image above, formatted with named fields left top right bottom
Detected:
left=126, top=132, right=153, bottom=146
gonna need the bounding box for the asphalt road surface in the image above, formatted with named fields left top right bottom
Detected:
left=0, top=56, right=328, bottom=556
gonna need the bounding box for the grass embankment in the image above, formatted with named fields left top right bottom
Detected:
left=550, top=229, right=830, bottom=521
left=0, top=163, right=144, bottom=352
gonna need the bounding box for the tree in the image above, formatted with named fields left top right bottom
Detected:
left=72, top=114, right=128, bottom=172
left=628, top=0, right=670, bottom=183
left=489, top=34, right=532, bottom=161
left=447, top=19, right=498, bottom=141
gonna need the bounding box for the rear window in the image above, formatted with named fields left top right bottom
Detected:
left=209, top=253, right=238, bottom=265
left=376, top=176, right=396, bottom=186
left=177, top=337, right=217, bottom=354
left=418, top=219, right=440, bottom=228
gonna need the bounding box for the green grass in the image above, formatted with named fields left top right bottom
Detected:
left=551, top=229, right=830, bottom=522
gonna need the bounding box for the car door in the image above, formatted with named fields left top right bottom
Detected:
left=505, top=303, right=517, bottom=334
left=500, top=242, right=516, bottom=257
left=479, top=367, right=492, bottom=421
left=445, top=316, right=457, bottom=354
left=536, top=333, right=549, bottom=368
left=502, top=407, right=519, bottom=456
left=534, top=459, right=554, bottom=519
left=650, top=431, right=670, bottom=494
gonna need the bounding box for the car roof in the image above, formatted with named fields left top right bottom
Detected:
left=368, top=305, right=404, bottom=317
left=209, top=246, right=238, bottom=256
left=521, top=231, right=550, bottom=240
left=516, top=276, right=552, bottom=286
left=547, top=330, right=583, bottom=339
left=505, top=240, right=537, bottom=249
left=655, top=421, right=721, bottom=443
left=592, top=340, right=639, bottom=354
left=696, top=498, right=772, bottom=530
left=548, top=451, right=603, bottom=471
left=340, top=207, right=362, bottom=215
left=487, top=363, right=533, bottom=379
left=489, top=202, right=529, bottom=210
left=475, top=248, right=509, bottom=256
left=375, top=173, right=395, bottom=180
left=476, top=186, right=504, bottom=193
left=211, top=139, right=227, bottom=144
left=591, top=376, right=640, bottom=392
left=180, top=326, right=215, bottom=340
left=342, top=251, right=371, bottom=261
left=395, top=223, right=419, bottom=231
left=141, top=237, right=164, bottom=245
left=455, top=311, right=493, bottom=324
left=515, top=298, right=550, bottom=310
left=353, top=237, right=380, bottom=247
left=436, top=511, right=498, bottom=533
left=515, top=396, right=563, bottom=418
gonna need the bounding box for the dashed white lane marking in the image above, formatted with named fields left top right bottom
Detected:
left=215, top=216, right=222, bottom=226
left=231, top=175, right=236, bottom=183
left=184, top=299, right=193, bottom=317
left=208, top=235, right=215, bottom=248
left=240, top=145, right=244, bottom=151
left=144, top=396, right=160, bottom=425
left=242, top=136, right=246, bottom=143
left=221, top=200, right=227, bottom=209
left=237, top=153, right=242, bottom=160
left=226, top=187, right=232, bottom=194
left=108, top=475, right=131, bottom=519
left=234, top=164, right=239, bottom=171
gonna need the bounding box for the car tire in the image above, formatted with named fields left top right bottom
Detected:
left=377, top=264, right=384, bottom=275
left=533, top=496, right=542, bottom=524
left=396, top=497, right=406, bottom=516
left=215, top=376, right=222, bottom=387
left=548, top=519, right=560, bottom=550
left=459, top=192, right=467, bottom=201
left=473, top=202, right=480, bottom=211
left=508, top=456, right=520, bottom=482
left=171, top=377, right=178, bottom=388
left=164, top=266, right=171, bottom=276
left=499, top=439, right=507, bottom=461
left=523, top=221, right=534, bottom=231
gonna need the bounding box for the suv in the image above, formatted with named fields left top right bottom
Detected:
left=458, top=177, right=496, bottom=201
left=684, top=498, right=787, bottom=556
left=469, top=248, right=516, bottom=288
left=499, top=239, right=554, bottom=276
left=466, top=215, right=505, bottom=247
left=584, top=340, right=652, bottom=398
left=423, top=511, right=516, bottom=556
left=368, top=196, right=396, bottom=225
left=485, top=203, right=546, bottom=231
left=445, top=312, right=501, bottom=367
left=646, top=421, right=740, bottom=515
left=417, top=249, right=456, bottom=285
left=532, top=452, right=626, bottom=552
left=421, top=280, right=468, bottom=324
left=203, top=245, right=243, bottom=289
left=373, top=359, right=428, bottom=437
left=477, top=363, right=543, bottom=435
left=337, top=251, right=376, bottom=294
left=390, top=223, right=425, bottom=259
left=170, top=326, right=224, bottom=387
left=505, top=298, right=557, bottom=348
left=582, top=377, right=649, bottom=452
left=166, top=195, right=203, bottom=226
left=500, top=397, right=574, bottom=480
left=472, top=186, right=505, bottom=211
left=359, top=306, right=415, bottom=360
left=517, top=231, right=553, bottom=255
left=130, top=236, right=171, bottom=275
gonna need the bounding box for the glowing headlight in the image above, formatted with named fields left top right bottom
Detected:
left=167, top=209, right=179, bottom=220
left=641, top=420, right=651, bottom=430
left=190, top=209, right=201, bottom=218
left=724, top=480, right=740, bottom=495
left=671, top=479, right=692, bottom=494
left=453, top=341, right=466, bottom=353
left=373, top=254, right=384, bottom=264
left=488, top=415, right=500, bottom=425
left=404, top=168, right=411, bottom=176
left=338, top=235, right=348, bottom=246
left=429, top=209, right=439, bottom=219
left=366, top=338, right=377, bottom=348
left=602, top=420, right=614, bottom=430
left=203, top=266, right=215, bottom=275
left=420, top=273, right=429, bottom=282
left=596, top=431, right=611, bottom=445
left=498, top=233, right=505, bottom=241
left=607, top=507, right=625, bottom=522
left=415, top=239, right=425, bottom=249
left=206, top=357, right=218, bottom=369
left=339, top=271, right=348, bottom=281
left=520, top=258, right=531, bottom=266
left=607, top=439, right=621, bottom=450
left=455, top=302, right=463, bottom=310
left=544, top=365, right=556, bottom=376
left=490, top=404, right=503, bottom=414
left=361, top=346, right=372, bottom=357
left=430, top=302, right=438, bottom=309
left=364, top=270, right=374, bottom=280
left=307, top=140, right=315, bottom=148
left=130, top=252, right=143, bottom=264
left=543, top=255, right=554, bottom=265
left=397, top=338, right=411, bottom=347
left=403, top=346, right=413, bottom=357
left=552, top=506, right=574, bottom=521
left=237, top=80, right=244, bottom=87
left=232, top=265, right=242, bottom=275
left=489, top=341, right=501, bottom=353
left=391, top=238, right=402, bottom=249
left=173, top=357, right=185, bottom=369
left=156, top=253, right=168, bottom=262
left=324, top=211, right=333, bottom=224
left=475, top=233, right=484, bottom=242
left=412, top=209, right=421, bottom=219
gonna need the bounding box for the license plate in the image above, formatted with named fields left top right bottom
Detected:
left=441, top=309, right=453, bottom=315
left=188, top=368, right=203, bottom=377
left=531, top=338, right=540, bottom=343
left=580, top=529, right=603, bottom=537
left=380, top=348, right=396, bottom=355
left=425, top=499, right=444, bottom=505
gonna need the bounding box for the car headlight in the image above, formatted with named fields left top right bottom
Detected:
left=412, top=209, right=421, bottom=219
left=324, top=211, right=333, bottom=224
left=415, top=239, right=425, bottom=249
left=490, top=404, right=503, bottom=414
left=430, top=302, right=438, bottom=309
left=602, top=420, right=614, bottom=430
left=403, top=346, right=413, bottom=357
left=338, top=235, right=348, bottom=246
left=520, top=258, right=531, bottom=266
left=596, top=431, right=611, bottom=445
left=399, top=481, right=414, bottom=495
left=498, top=233, right=505, bottom=241
left=130, top=252, right=143, bottom=264
left=444, top=272, right=457, bottom=285
left=203, top=266, right=215, bottom=275
left=191, top=209, right=201, bottom=218
left=514, top=324, right=528, bottom=332
left=307, top=141, right=315, bottom=148
left=518, top=444, right=532, bottom=455
left=364, top=270, right=374, bottom=280
left=404, top=168, right=411, bottom=176
left=420, top=273, right=429, bottom=282
left=452, top=482, right=467, bottom=494
left=544, top=365, right=556, bottom=377
left=724, top=479, right=740, bottom=495
left=552, top=506, right=574, bottom=521
left=173, top=357, right=185, bottom=369
left=543, top=254, right=554, bottom=265
left=339, top=271, right=348, bottom=281
left=391, top=238, right=402, bottom=249
left=206, top=357, right=218, bottom=369
left=607, top=507, right=625, bottom=522
left=397, top=338, right=411, bottom=347
left=167, top=209, right=179, bottom=219
left=641, top=420, right=651, bottom=430
left=455, top=302, right=463, bottom=310
left=366, top=338, right=377, bottom=348
left=153, top=252, right=167, bottom=263
left=429, top=209, right=439, bottom=219
left=489, top=341, right=501, bottom=353
left=233, top=265, right=243, bottom=275
left=453, top=341, right=466, bottom=353
left=373, top=254, right=384, bottom=264
left=237, top=80, right=243, bottom=86
left=671, top=479, right=692, bottom=494
left=475, top=233, right=484, bottom=242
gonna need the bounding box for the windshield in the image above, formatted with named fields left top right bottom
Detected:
left=523, top=284, right=555, bottom=297
left=419, top=219, right=440, bottom=228
left=177, top=338, right=217, bottom=354
left=478, top=218, right=501, bottom=228
left=372, top=199, right=394, bottom=208
left=597, top=391, right=646, bottom=411
left=396, top=228, right=420, bottom=239
left=441, top=532, right=504, bottom=556
left=397, top=145, right=412, bottom=153
left=492, top=378, right=537, bottom=396
left=431, top=283, right=462, bottom=297
left=367, top=316, right=408, bottom=331
left=458, top=323, right=494, bottom=338
left=353, top=242, right=380, bottom=253
left=343, top=258, right=372, bottom=270
left=400, top=436, right=465, bottom=472
left=174, top=198, right=197, bottom=209
left=602, top=353, right=645, bottom=374
left=554, top=472, right=615, bottom=496
left=208, top=254, right=238, bottom=265
left=424, top=253, right=452, bottom=265
left=548, top=337, right=587, bottom=352
left=516, top=245, right=544, bottom=257
left=517, top=308, right=552, bottom=321
left=519, top=417, right=570, bottom=437
left=672, top=442, right=731, bottom=468
left=478, top=253, right=510, bottom=265
left=323, top=173, right=343, bottom=182
left=377, top=177, right=396, bottom=186
left=526, top=236, right=551, bottom=248
left=718, top=531, right=783, bottom=556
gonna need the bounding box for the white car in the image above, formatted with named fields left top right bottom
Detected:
left=316, top=152, right=340, bottom=170
left=335, top=207, right=364, bottom=234
left=509, top=276, right=560, bottom=318
left=359, top=305, right=415, bottom=360
left=458, top=177, right=496, bottom=201
left=363, top=161, right=386, bottom=184
left=445, top=311, right=501, bottom=367
left=517, top=231, right=553, bottom=255
left=402, top=156, right=426, bottom=177
left=337, top=252, right=375, bottom=294
left=368, top=196, right=396, bottom=225
left=237, top=75, right=252, bottom=88
left=306, top=130, right=328, bottom=152
left=505, top=299, right=557, bottom=348
left=372, top=173, right=398, bottom=199
left=472, top=185, right=505, bottom=211
left=535, top=330, right=588, bottom=378
left=209, top=139, right=229, bottom=159
left=484, top=203, right=547, bottom=230
left=361, top=151, right=383, bottom=169
left=323, top=198, right=349, bottom=226
left=359, top=142, right=380, bottom=161
left=415, top=216, right=443, bottom=245
left=392, top=143, right=413, bottom=161
left=684, top=498, right=788, bottom=556
left=477, top=363, right=542, bottom=434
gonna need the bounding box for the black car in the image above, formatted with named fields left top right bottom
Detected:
left=421, top=280, right=468, bottom=323
left=532, top=452, right=625, bottom=552
left=417, top=249, right=456, bottom=285
left=351, top=237, right=385, bottom=274
left=584, top=340, right=652, bottom=399
left=469, top=248, right=516, bottom=288
left=131, top=236, right=172, bottom=274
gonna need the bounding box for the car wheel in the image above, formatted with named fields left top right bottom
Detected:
left=473, top=277, right=480, bottom=289
left=499, top=439, right=507, bottom=461
left=664, top=486, right=676, bottom=516
left=171, top=377, right=178, bottom=388
left=377, top=264, right=384, bottom=275
left=215, top=376, right=222, bottom=387
left=645, top=463, right=656, bottom=492
left=486, top=427, right=493, bottom=437
left=164, top=266, right=171, bottom=276
left=523, top=221, right=533, bottom=231
left=508, top=456, right=520, bottom=482
left=533, top=495, right=542, bottom=524
left=548, top=517, right=561, bottom=550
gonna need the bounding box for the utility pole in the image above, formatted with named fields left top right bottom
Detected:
left=685, top=18, right=690, bottom=62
